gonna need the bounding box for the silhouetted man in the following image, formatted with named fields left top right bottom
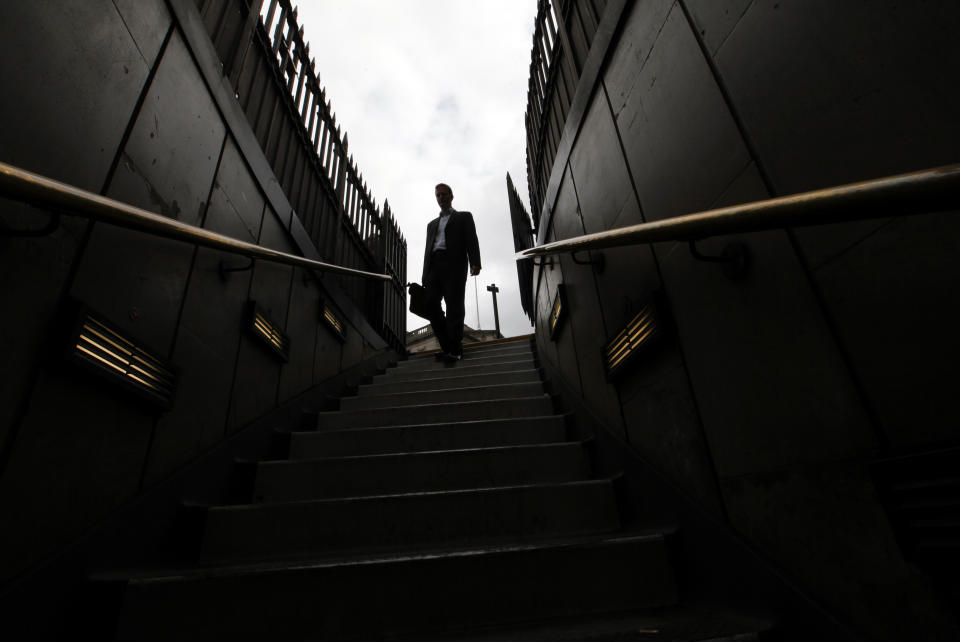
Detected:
left=422, top=183, right=481, bottom=361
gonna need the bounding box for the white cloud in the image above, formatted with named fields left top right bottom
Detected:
left=294, top=0, right=538, bottom=338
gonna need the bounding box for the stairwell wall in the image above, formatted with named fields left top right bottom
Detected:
left=0, top=0, right=390, bottom=587
left=530, top=0, right=960, bottom=639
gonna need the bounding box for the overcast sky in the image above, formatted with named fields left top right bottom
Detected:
left=284, top=1, right=539, bottom=339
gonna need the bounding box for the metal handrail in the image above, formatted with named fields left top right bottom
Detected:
left=517, top=164, right=960, bottom=259
left=0, top=160, right=391, bottom=281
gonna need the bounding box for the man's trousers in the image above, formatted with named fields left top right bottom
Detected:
left=424, top=250, right=467, bottom=355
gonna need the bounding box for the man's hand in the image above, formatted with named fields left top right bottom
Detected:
left=470, top=265, right=481, bottom=276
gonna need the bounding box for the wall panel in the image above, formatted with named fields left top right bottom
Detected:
left=526, top=0, right=960, bottom=636
left=606, top=1, right=751, bottom=222
left=0, top=0, right=400, bottom=587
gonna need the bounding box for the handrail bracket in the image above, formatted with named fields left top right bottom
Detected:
left=688, top=240, right=750, bottom=280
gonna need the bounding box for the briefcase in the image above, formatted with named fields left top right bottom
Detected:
left=408, top=283, right=430, bottom=319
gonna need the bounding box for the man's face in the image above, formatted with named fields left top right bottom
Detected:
left=435, top=185, right=453, bottom=210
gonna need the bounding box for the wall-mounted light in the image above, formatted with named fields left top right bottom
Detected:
left=604, top=300, right=660, bottom=379
left=549, top=284, right=567, bottom=340
left=320, top=298, right=346, bottom=342
left=66, top=306, right=177, bottom=409
left=245, top=301, right=290, bottom=362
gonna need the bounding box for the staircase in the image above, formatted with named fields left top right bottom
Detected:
left=99, top=338, right=775, bottom=640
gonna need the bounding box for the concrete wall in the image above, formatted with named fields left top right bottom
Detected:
left=532, top=0, right=960, bottom=638
left=0, top=0, right=389, bottom=586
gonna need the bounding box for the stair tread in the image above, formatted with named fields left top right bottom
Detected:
left=409, top=343, right=531, bottom=356
left=323, top=395, right=550, bottom=414
left=114, top=527, right=677, bottom=640
left=378, top=359, right=541, bottom=382
left=260, top=440, right=583, bottom=466
left=402, top=605, right=775, bottom=642
left=361, top=368, right=542, bottom=393
left=406, top=344, right=532, bottom=359
left=316, top=395, right=555, bottom=430
left=292, top=413, right=566, bottom=437
left=93, top=528, right=673, bottom=583
left=220, top=476, right=613, bottom=509
left=397, top=352, right=533, bottom=365
left=374, top=356, right=540, bottom=372
left=390, top=356, right=535, bottom=371
left=254, top=441, right=590, bottom=502
left=199, top=478, right=621, bottom=563
left=356, top=380, right=544, bottom=399
left=340, top=381, right=547, bottom=410
left=288, top=415, right=568, bottom=458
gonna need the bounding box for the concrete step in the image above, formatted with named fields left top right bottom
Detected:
left=288, top=415, right=568, bottom=458
left=376, top=357, right=538, bottom=382
left=358, top=368, right=542, bottom=396
left=254, top=442, right=591, bottom=502
left=199, top=479, right=620, bottom=563
left=407, top=341, right=533, bottom=361
left=395, top=349, right=535, bottom=371
left=317, top=395, right=554, bottom=430
left=340, top=381, right=546, bottom=411
left=400, top=607, right=775, bottom=641
left=114, top=532, right=676, bottom=641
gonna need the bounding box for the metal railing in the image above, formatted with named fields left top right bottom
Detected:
left=194, top=0, right=406, bottom=348
left=517, top=164, right=960, bottom=259
left=506, top=173, right=535, bottom=322
left=525, top=0, right=607, bottom=228
left=0, top=161, right=391, bottom=280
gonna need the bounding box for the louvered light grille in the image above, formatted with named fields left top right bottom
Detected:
left=549, top=285, right=566, bottom=339
left=246, top=301, right=290, bottom=361
left=604, top=303, right=658, bottom=378
left=69, top=312, right=176, bottom=408
left=322, top=303, right=345, bottom=341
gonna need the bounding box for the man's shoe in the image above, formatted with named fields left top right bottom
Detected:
left=440, top=351, right=461, bottom=363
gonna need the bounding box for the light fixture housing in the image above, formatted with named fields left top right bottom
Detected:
left=548, top=284, right=567, bottom=340
left=245, top=301, right=290, bottom=362
left=320, top=298, right=346, bottom=342
left=603, top=299, right=661, bottom=379
left=65, top=305, right=177, bottom=409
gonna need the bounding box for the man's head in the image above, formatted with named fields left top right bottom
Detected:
left=435, top=183, right=454, bottom=211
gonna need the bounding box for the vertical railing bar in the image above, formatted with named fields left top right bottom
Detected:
left=271, top=4, right=287, bottom=57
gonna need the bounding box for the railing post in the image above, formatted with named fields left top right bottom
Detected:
left=228, top=0, right=265, bottom=90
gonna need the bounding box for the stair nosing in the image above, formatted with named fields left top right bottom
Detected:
left=320, top=395, right=552, bottom=416
left=260, top=440, right=582, bottom=466
left=290, top=414, right=565, bottom=437
left=351, top=381, right=545, bottom=401
left=102, top=530, right=667, bottom=584
left=389, top=357, right=536, bottom=371
left=366, top=367, right=541, bottom=386
left=212, top=477, right=612, bottom=510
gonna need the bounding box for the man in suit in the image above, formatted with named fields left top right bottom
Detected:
left=422, top=183, right=481, bottom=361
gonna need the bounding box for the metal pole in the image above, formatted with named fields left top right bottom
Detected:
left=486, top=283, right=501, bottom=338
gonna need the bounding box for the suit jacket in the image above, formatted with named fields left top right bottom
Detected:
left=422, top=210, right=481, bottom=281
